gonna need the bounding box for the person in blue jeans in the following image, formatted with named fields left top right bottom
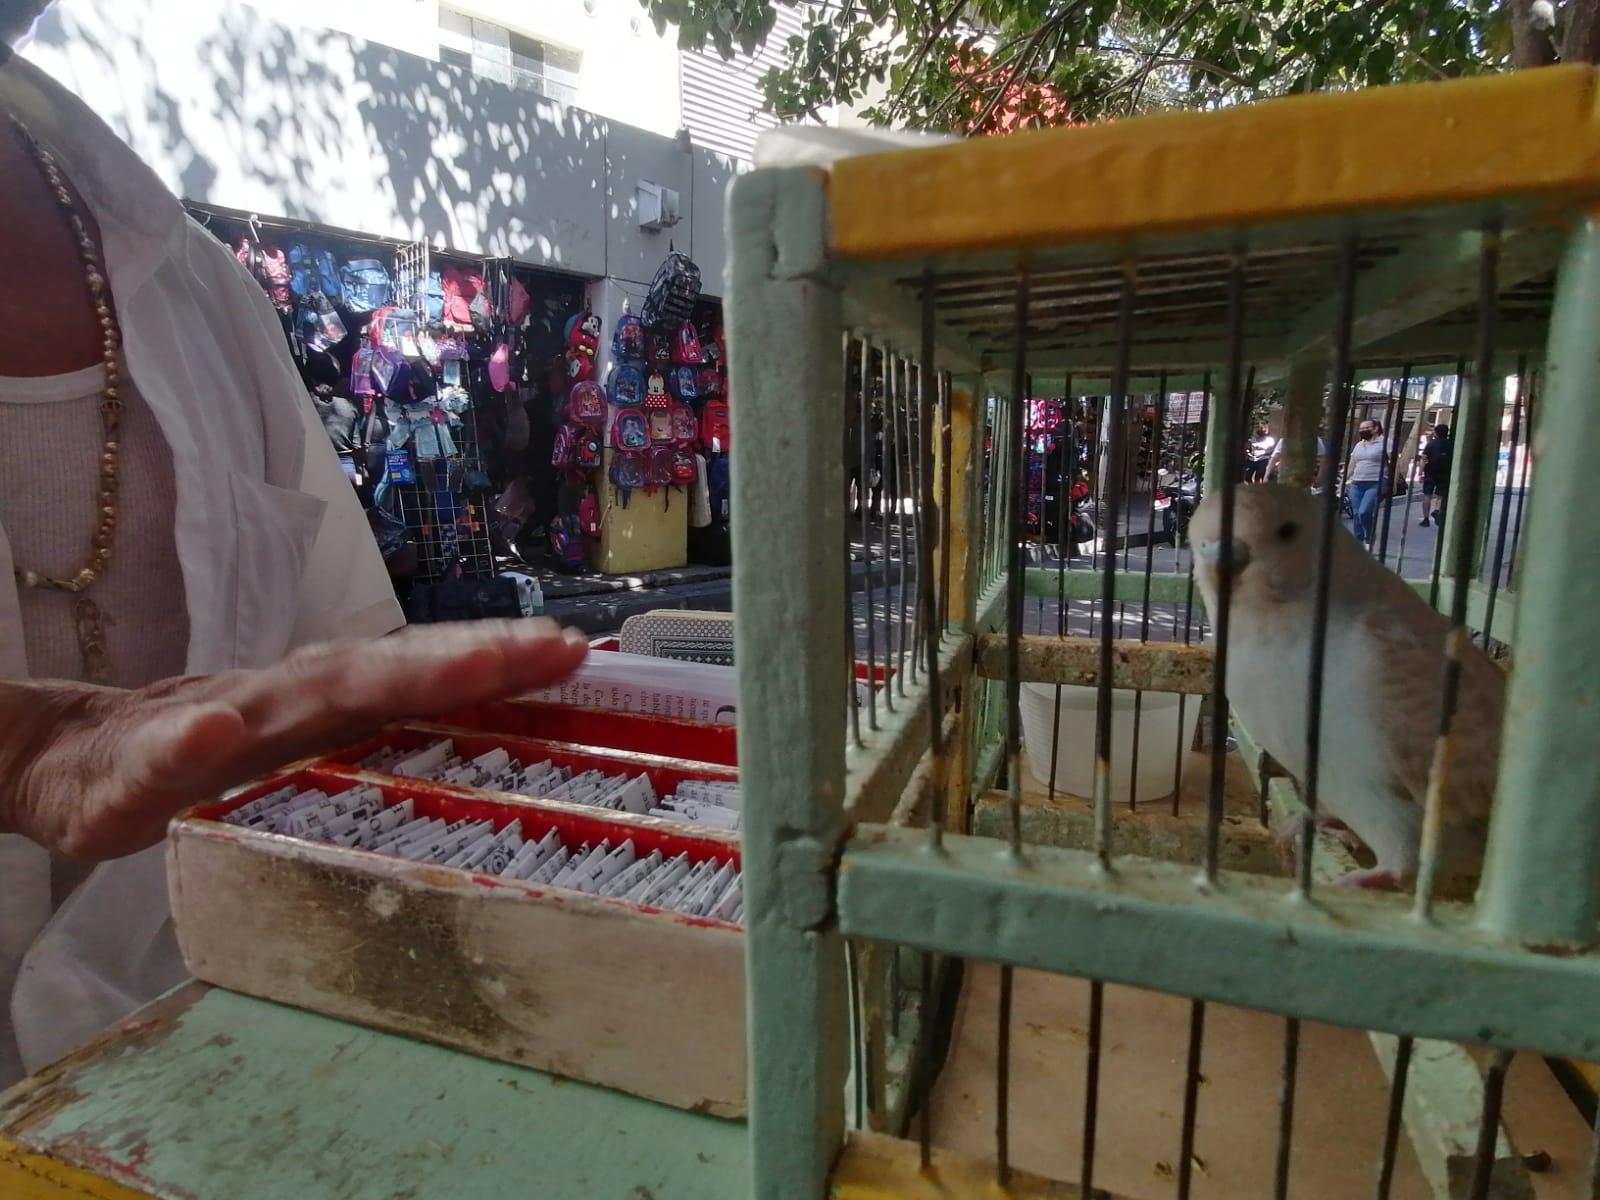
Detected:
left=1344, top=418, right=1388, bottom=546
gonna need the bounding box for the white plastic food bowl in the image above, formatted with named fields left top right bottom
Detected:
left=1020, top=682, right=1201, bottom=804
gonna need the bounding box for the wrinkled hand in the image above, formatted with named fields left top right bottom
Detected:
left=0, top=620, right=589, bottom=861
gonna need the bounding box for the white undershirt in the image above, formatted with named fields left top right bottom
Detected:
left=0, top=363, right=188, bottom=687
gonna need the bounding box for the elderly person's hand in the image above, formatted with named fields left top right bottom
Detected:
left=0, top=619, right=589, bottom=861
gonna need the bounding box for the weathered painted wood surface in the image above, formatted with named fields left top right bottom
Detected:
left=976, top=634, right=1215, bottom=694
left=830, top=1130, right=1116, bottom=1198
left=168, top=819, right=747, bottom=1117
left=0, top=984, right=750, bottom=1200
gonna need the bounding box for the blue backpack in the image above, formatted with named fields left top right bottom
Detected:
left=609, top=362, right=645, bottom=408
left=341, top=258, right=392, bottom=313
left=421, top=272, right=446, bottom=322
left=286, top=241, right=320, bottom=299
left=707, top=454, right=730, bottom=524
left=315, top=248, right=342, bottom=298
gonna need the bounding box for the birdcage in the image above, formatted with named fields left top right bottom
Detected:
left=726, top=66, right=1600, bottom=1198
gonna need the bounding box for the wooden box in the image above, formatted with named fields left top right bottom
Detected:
left=167, top=757, right=748, bottom=1117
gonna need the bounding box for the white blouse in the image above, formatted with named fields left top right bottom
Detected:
left=0, top=53, right=403, bottom=1087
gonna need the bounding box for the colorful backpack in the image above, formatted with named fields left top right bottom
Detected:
left=506, top=277, right=532, bottom=325
left=609, top=362, right=645, bottom=407
left=700, top=399, right=732, bottom=453
left=645, top=445, right=676, bottom=490
left=350, top=347, right=381, bottom=398
left=612, top=311, right=646, bottom=362
left=707, top=453, right=731, bottom=524
left=441, top=266, right=490, bottom=326
left=255, top=244, right=292, bottom=311
left=565, top=346, right=595, bottom=384
left=551, top=424, right=577, bottom=469
left=341, top=258, right=392, bottom=314
left=654, top=445, right=697, bottom=489
left=567, top=381, right=607, bottom=428
left=420, top=272, right=446, bottom=323
left=609, top=449, right=648, bottom=505
left=286, top=241, right=320, bottom=299
left=296, top=293, right=347, bottom=353
left=612, top=408, right=650, bottom=452
left=315, top=248, right=342, bottom=298
left=367, top=306, right=418, bottom=354
left=641, top=250, right=702, bottom=331
left=669, top=401, right=698, bottom=445
left=648, top=408, right=674, bottom=444
left=696, top=366, right=723, bottom=397
left=550, top=514, right=587, bottom=572
left=642, top=370, right=671, bottom=411
left=670, top=364, right=700, bottom=402
left=568, top=310, right=601, bottom=357
left=646, top=329, right=674, bottom=368
left=574, top=427, right=602, bottom=470
left=578, top=489, right=601, bottom=538
left=672, top=320, right=704, bottom=365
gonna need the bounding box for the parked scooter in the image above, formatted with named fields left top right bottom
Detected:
left=1154, top=467, right=1202, bottom=546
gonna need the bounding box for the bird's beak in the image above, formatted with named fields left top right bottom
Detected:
left=1193, top=537, right=1252, bottom=575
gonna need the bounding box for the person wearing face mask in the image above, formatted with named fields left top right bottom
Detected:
left=1344, top=418, right=1388, bottom=546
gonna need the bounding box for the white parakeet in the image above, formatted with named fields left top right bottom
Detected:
left=1190, top=484, right=1505, bottom=888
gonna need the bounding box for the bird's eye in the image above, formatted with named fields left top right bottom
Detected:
left=1277, top=521, right=1299, bottom=540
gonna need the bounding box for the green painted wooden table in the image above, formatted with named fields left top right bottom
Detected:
left=0, top=983, right=749, bottom=1200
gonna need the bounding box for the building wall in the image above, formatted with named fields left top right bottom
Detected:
left=26, top=0, right=735, bottom=291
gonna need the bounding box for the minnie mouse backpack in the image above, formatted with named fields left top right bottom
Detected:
left=612, top=409, right=650, bottom=452
left=567, top=381, right=607, bottom=428
left=609, top=362, right=645, bottom=407
left=642, top=370, right=671, bottom=411
left=672, top=320, right=704, bottom=365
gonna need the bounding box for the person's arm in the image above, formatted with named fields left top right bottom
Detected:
left=0, top=621, right=587, bottom=861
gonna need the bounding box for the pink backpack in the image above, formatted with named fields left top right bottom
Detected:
left=611, top=409, right=650, bottom=452
left=648, top=408, right=675, bottom=444
left=551, top=424, right=577, bottom=469
left=567, top=381, right=607, bottom=428
left=672, top=320, right=704, bottom=365
left=669, top=401, right=698, bottom=445
left=651, top=445, right=697, bottom=489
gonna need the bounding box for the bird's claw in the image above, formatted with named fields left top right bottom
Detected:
left=1275, top=814, right=1365, bottom=873
left=1332, top=866, right=1404, bottom=891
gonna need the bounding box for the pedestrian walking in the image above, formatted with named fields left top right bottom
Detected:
left=1419, top=422, right=1451, bottom=528
left=1344, top=418, right=1387, bottom=545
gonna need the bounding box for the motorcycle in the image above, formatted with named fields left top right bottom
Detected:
left=1155, top=469, right=1202, bottom=545
left=1041, top=474, right=1099, bottom=556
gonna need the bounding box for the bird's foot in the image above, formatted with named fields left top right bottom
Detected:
left=1333, top=866, right=1404, bottom=891
left=1276, top=813, right=1362, bottom=851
